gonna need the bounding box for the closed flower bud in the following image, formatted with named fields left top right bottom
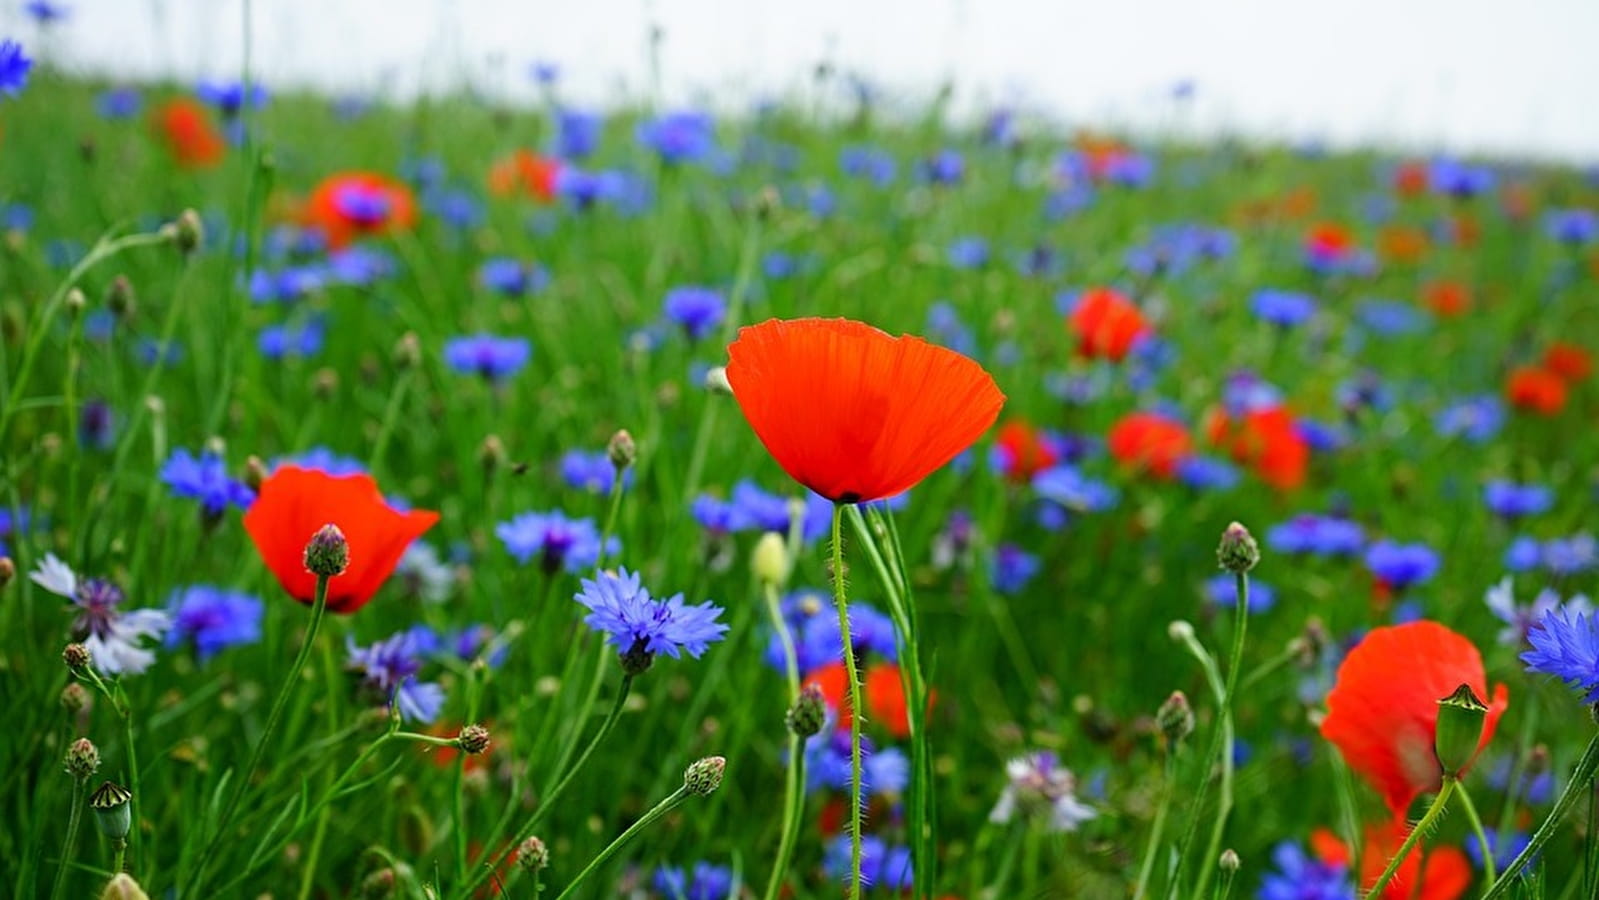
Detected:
left=303, top=524, right=350, bottom=578
left=244, top=455, right=268, bottom=492
left=174, top=208, right=203, bottom=255
left=456, top=724, right=491, bottom=755
left=683, top=755, right=726, bottom=796
left=361, top=865, right=410, bottom=898
left=65, top=737, right=100, bottom=780
left=1168, top=620, right=1195, bottom=643
left=1156, top=690, right=1195, bottom=749
left=515, top=836, right=549, bottom=873
left=65, top=288, right=87, bottom=317
left=393, top=331, right=421, bottom=369
left=1434, top=683, right=1489, bottom=777
left=752, top=532, right=789, bottom=587
left=479, top=434, right=506, bottom=475
left=1219, top=849, right=1240, bottom=872
left=1216, top=521, right=1260, bottom=573
left=607, top=429, right=636, bottom=471
left=312, top=367, right=339, bottom=398
left=0, top=555, right=13, bottom=588
left=61, top=682, right=90, bottom=713
left=786, top=684, right=826, bottom=738
left=106, top=275, right=136, bottom=320
left=63, top=642, right=92, bottom=669
left=100, top=873, right=151, bottom=900
left=704, top=366, right=733, bottom=395
left=90, top=780, right=133, bottom=839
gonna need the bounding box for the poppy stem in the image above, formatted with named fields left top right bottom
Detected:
left=1481, top=729, right=1599, bottom=900
left=1453, top=778, right=1495, bottom=884
left=831, top=502, right=866, bottom=898
left=1365, top=776, right=1456, bottom=898
left=188, top=571, right=330, bottom=893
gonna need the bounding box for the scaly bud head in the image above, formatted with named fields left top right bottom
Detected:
left=65, top=737, right=100, bottom=780
left=303, top=524, right=350, bottom=578
left=515, top=836, right=549, bottom=873
left=683, top=755, right=726, bottom=796
left=786, top=684, right=827, bottom=738
left=704, top=366, right=732, bottom=395
left=393, top=331, right=421, bottom=370
left=61, top=682, right=90, bottom=713
left=479, top=434, right=506, bottom=475
left=1217, top=521, right=1260, bottom=573
left=1156, top=690, right=1195, bottom=749
left=607, top=429, right=636, bottom=471
left=63, top=642, right=91, bottom=669
left=456, top=724, right=491, bottom=755
left=106, top=275, right=136, bottom=319
left=1435, top=683, right=1489, bottom=777
left=174, top=208, right=203, bottom=255
left=1219, top=849, right=1240, bottom=872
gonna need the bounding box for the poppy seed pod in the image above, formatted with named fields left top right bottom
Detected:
left=89, top=780, right=132, bottom=839
left=1434, top=683, right=1489, bottom=777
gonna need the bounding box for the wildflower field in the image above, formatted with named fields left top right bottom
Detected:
left=3, top=33, right=1599, bottom=900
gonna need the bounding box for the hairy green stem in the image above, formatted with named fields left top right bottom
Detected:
left=1481, top=730, right=1599, bottom=900
left=761, top=581, right=804, bottom=900
left=831, top=504, right=866, bottom=898
left=1366, top=777, right=1456, bottom=898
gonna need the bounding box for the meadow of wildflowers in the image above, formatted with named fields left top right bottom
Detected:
left=3, top=21, right=1599, bottom=900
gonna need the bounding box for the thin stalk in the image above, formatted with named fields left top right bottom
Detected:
left=1453, top=780, right=1496, bottom=885
left=1366, top=778, right=1456, bottom=898
left=1133, top=755, right=1178, bottom=899
left=1167, top=624, right=1229, bottom=900
left=1193, top=572, right=1251, bottom=899
left=831, top=504, right=865, bottom=898
left=118, top=686, right=142, bottom=877
left=295, top=629, right=344, bottom=900
left=46, top=778, right=87, bottom=900
left=761, top=580, right=804, bottom=900
left=1482, top=730, right=1599, bottom=900
left=682, top=213, right=761, bottom=502
left=111, top=838, right=126, bottom=875
left=552, top=785, right=691, bottom=900
left=368, top=369, right=415, bottom=480
left=596, top=469, right=626, bottom=571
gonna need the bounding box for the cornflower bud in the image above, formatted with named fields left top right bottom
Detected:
left=174, top=208, right=203, bottom=255
left=303, top=524, right=350, bottom=578
left=1217, top=521, right=1260, bottom=573
left=683, top=755, right=726, bottom=796
left=100, top=874, right=151, bottom=900
left=607, top=429, right=636, bottom=471
left=65, top=737, right=100, bottom=780
left=106, top=275, right=136, bottom=320
left=0, top=555, right=13, bottom=588
left=515, top=836, right=549, bottom=873
left=61, top=682, right=90, bottom=713
left=1156, top=690, right=1195, bottom=749
left=457, top=724, right=491, bottom=755
left=63, top=642, right=91, bottom=669
left=786, top=684, right=827, bottom=738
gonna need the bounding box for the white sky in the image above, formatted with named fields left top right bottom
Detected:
left=11, top=0, right=1599, bottom=162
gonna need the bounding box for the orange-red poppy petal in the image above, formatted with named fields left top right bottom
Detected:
left=726, top=317, right=1004, bottom=503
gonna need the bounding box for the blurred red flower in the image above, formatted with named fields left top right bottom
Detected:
left=1506, top=366, right=1567, bottom=415
left=303, top=171, right=417, bottom=249
left=1420, top=280, right=1471, bottom=317
left=1393, top=161, right=1429, bottom=198
left=1319, top=621, right=1507, bottom=819
left=489, top=149, right=562, bottom=201
left=725, top=317, right=1004, bottom=504
left=1203, top=406, right=1307, bottom=491
left=804, top=661, right=918, bottom=739
left=1107, top=412, right=1191, bottom=480
left=1311, top=824, right=1471, bottom=900
left=994, top=420, right=1058, bottom=482
left=1378, top=226, right=1429, bottom=264
left=243, top=466, right=439, bottom=614
left=1068, top=288, right=1148, bottom=362
left=1543, top=342, right=1593, bottom=382
left=153, top=98, right=224, bottom=169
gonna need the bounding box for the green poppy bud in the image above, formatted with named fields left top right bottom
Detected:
left=1435, top=683, right=1489, bottom=777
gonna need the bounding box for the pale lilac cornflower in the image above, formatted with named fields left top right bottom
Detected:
left=988, top=751, right=1096, bottom=832
left=395, top=541, right=454, bottom=603
left=1485, top=576, right=1592, bottom=647
left=31, top=554, right=170, bottom=675
left=347, top=630, right=446, bottom=722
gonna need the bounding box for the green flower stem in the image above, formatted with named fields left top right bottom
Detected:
left=597, top=468, right=626, bottom=572
left=1132, top=755, right=1178, bottom=900
left=1453, top=778, right=1495, bottom=885
left=111, top=837, right=126, bottom=876
left=1481, top=729, right=1599, bottom=900
left=1193, top=571, right=1251, bottom=899
left=188, top=572, right=330, bottom=893
left=295, top=628, right=346, bottom=900
left=455, top=674, right=634, bottom=900
left=1366, top=777, right=1456, bottom=898
left=368, top=368, right=415, bottom=480
left=761, top=581, right=803, bottom=900
left=46, top=778, right=87, bottom=900
left=831, top=503, right=867, bottom=898
left=1168, top=623, right=1229, bottom=900
left=117, top=684, right=142, bottom=879
left=552, top=784, right=691, bottom=900
left=682, top=212, right=761, bottom=502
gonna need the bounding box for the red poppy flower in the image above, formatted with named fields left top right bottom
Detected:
left=153, top=99, right=224, bottom=169
left=1311, top=824, right=1471, bottom=900
left=1543, top=342, right=1593, bottom=383
left=1420, top=280, right=1471, bottom=318
left=1378, top=226, right=1429, bottom=264
left=243, top=466, right=439, bottom=614
left=1393, top=161, right=1429, bottom=198
left=1107, top=412, right=1191, bottom=480
left=1068, top=288, right=1149, bottom=362
left=1505, top=366, right=1567, bottom=415
left=725, top=317, right=1004, bottom=504
left=1319, top=621, right=1508, bottom=819
left=303, top=171, right=418, bottom=249
left=1305, top=221, right=1356, bottom=265
left=489, top=150, right=562, bottom=201
left=1203, top=406, right=1308, bottom=491
left=994, top=420, right=1059, bottom=482
left=804, top=661, right=918, bottom=739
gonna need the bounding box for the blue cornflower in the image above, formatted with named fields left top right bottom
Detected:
left=80, top=399, right=116, bottom=451
left=1177, top=456, right=1241, bottom=491
left=555, top=108, right=603, bottom=159
left=0, top=40, right=33, bottom=98
left=1435, top=394, right=1505, bottom=443
left=1484, top=577, right=1591, bottom=647
left=196, top=79, right=268, bottom=116
left=1296, top=420, right=1351, bottom=453
left=1504, top=535, right=1542, bottom=572
left=824, top=835, right=913, bottom=892
left=775, top=594, right=898, bottom=676
left=325, top=246, right=395, bottom=286
left=257, top=318, right=325, bottom=359
left=1430, top=158, right=1496, bottom=198
left=947, top=236, right=989, bottom=269
left=424, top=188, right=485, bottom=230
left=23, top=1, right=69, bottom=23
left=0, top=505, right=33, bottom=557
left=651, top=862, right=735, bottom=900
left=496, top=510, right=616, bottom=574
left=159, top=449, right=255, bottom=517
left=1365, top=540, right=1441, bottom=590
left=32, top=556, right=170, bottom=676
left=990, top=545, right=1039, bottom=595
left=839, top=145, right=896, bottom=186
left=165, top=586, right=264, bottom=661
left=477, top=258, right=549, bottom=296
left=925, top=301, right=977, bottom=357
left=1484, top=480, right=1553, bottom=519
left=1356, top=299, right=1427, bottom=336
left=1032, top=466, right=1118, bottom=529
left=248, top=265, right=325, bottom=303
left=1522, top=605, right=1599, bottom=702
left=1543, top=533, right=1598, bottom=576
left=637, top=110, right=716, bottom=163
left=574, top=568, right=727, bottom=667
left=1258, top=841, right=1353, bottom=900
left=347, top=630, right=445, bottom=723
left=663, top=286, right=726, bottom=340
left=1465, top=828, right=1534, bottom=875
left=1545, top=209, right=1598, bottom=244
left=96, top=87, right=141, bottom=119
left=1265, top=514, right=1365, bottom=557
left=560, top=449, right=631, bottom=494
left=724, top=481, right=833, bottom=541
left=448, top=624, right=507, bottom=668
left=1205, top=574, right=1276, bottom=613
left=443, top=334, right=532, bottom=380
left=274, top=446, right=366, bottom=476
left=1250, top=289, right=1316, bottom=327
left=804, top=728, right=908, bottom=798
left=529, top=60, right=560, bottom=84
left=554, top=167, right=623, bottom=210
left=919, top=149, right=964, bottom=185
